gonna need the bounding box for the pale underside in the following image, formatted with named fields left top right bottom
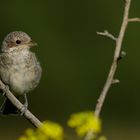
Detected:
left=0, top=46, right=41, bottom=95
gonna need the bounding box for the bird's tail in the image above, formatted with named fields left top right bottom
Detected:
left=0, top=98, right=18, bottom=115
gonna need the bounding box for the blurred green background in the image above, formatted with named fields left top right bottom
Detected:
left=0, top=0, right=140, bottom=140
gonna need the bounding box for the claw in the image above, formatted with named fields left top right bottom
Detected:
left=20, top=94, right=28, bottom=115
left=2, top=85, right=9, bottom=96
left=20, top=104, right=28, bottom=116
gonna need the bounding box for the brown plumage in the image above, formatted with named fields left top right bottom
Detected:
left=0, top=31, right=42, bottom=114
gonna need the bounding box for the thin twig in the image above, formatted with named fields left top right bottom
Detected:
left=128, top=17, right=140, bottom=22
left=112, top=79, right=120, bottom=84
left=97, top=30, right=117, bottom=41
left=84, top=0, right=140, bottom=140
left=95, top=0, right=132, bottom=118
left=0, top=80, right=42, bottom=128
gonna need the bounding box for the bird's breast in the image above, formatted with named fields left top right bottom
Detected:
left=9, top=65, right=37, bottom=95
left=0, top=50, right=41, bottom=95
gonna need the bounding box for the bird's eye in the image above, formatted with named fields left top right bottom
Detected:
left=16, top=40, right=21, bottom=44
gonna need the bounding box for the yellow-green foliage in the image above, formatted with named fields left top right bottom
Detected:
left=18, top=111, right=107, bottom=140
left=68, top=111, right=101, bottom=137
left=98, top=136, right=107, bottom=140
left=18, top=121, right=63, bottom=140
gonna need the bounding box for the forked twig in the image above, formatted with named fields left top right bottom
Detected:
left=97, top=30, right=117, bottom=41
left=84, top=0, right=140, bottom=140
left=94, top=0, right=131, bottom=118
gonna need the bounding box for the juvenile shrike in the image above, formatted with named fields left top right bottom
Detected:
left=0, top=31, right=42, bottom=114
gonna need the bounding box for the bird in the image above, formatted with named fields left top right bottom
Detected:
left=0, top=31, right=42, bottom=115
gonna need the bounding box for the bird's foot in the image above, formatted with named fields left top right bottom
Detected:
left=20, top=104, right=28, bottom=116
left=20, top=94, right=28, bottom=115
left=2, top=85, right=9, bottom=96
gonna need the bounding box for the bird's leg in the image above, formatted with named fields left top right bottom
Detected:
left=24, top=93, right=28, bottom=109
left=20, top=94, right=28, bottom=115
left=0, top=85, right=9, bottom=98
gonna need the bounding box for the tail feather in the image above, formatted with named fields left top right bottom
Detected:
left=0, top=98, right=18, bottom=115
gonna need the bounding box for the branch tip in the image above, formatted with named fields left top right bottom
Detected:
left=117, top=51, right=126, bottom=61
left=128, top=18, right=140, bottom=22
left=97, top=30, right=117, bottom=41
left=112, top=79, right=120, bottom=84
left=121, top=51, right=126, bottom=57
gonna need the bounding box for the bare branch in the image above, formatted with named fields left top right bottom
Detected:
left=84, top=131, right=93, bottom=140
left=97, top=30, right=117, bottom=41
left=128, top=17, right=140, bottom=22
left=94, top=0, right=132, bottom=118
left=0, top=80, right=42, bottom=128
left=84, top=0, right=135, bottom=139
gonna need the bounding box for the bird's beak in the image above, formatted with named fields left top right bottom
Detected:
left=27, top=40, right=37, bottom=47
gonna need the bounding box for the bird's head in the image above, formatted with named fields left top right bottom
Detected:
left=1, top=31, right=37, bottom=53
